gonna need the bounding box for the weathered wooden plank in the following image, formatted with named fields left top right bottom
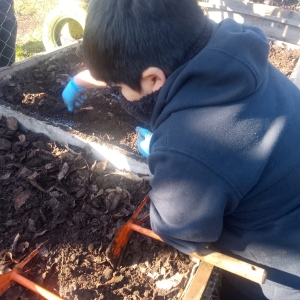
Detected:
left=182, top=261, right=214, bottom=300
left=189, top=249, right=266, bottom=284
left=198, top=0, right=300, bottom=46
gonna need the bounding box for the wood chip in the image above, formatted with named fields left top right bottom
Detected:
left=14, top=190, right=31, bottom=209
left=17, top=167, right=32, bottom=179
left=58, top=162, right=69, bottom=181
left=0, top=138, right=11, bottom=150
left=18, top=134, right=26, bottom=143
left=1, top=173, right=10, bottom=180
left=30, top=180, right=46, bottom=192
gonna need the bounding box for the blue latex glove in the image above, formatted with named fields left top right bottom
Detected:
left=62, top=77, right=87, bottom=112
left=136, top=127, right=153, bottom=158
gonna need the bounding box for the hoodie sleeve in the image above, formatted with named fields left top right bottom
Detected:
left=148, top=149, right=241, bottom=254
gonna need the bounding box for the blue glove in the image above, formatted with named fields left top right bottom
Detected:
left=62, top=77, right=87, bottom=112
left=136, top=127, right=153, bottom=158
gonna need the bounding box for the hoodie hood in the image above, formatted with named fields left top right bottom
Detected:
left=152, top=18, right=270, bottom=130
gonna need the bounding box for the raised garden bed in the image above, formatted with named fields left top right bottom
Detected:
left=1, top=7, right=300, bottom=299
left=0, top=115, right=201, bottom=300
left=0, top=40, right=299, bottom=161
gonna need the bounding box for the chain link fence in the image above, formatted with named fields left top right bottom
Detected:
left=0, top=0, right=17, bottom=67
left=0, top=0, right=89, bottom=69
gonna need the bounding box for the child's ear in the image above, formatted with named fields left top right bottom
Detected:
left=141, top=67, right=166, bottom=93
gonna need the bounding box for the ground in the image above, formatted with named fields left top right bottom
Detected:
left=0, top=116, right=195, bottom=300
left=0, top=41, right=300, bottom=300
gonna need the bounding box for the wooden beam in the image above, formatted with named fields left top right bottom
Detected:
left=182, top=261, right=214, bottom=300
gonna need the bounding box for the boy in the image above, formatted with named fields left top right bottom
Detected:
left=62, top=0, right=300, bottom=298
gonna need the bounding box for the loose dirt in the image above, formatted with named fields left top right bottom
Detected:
left=0, top=47, right=142, bottom=158
left=0, top=116, right=197, bottom=300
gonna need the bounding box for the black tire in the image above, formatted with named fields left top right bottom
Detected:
left=42, top=5, right=87, bottom=51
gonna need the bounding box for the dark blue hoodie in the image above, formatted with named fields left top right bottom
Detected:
left=148, top=18, right=300, bottom=297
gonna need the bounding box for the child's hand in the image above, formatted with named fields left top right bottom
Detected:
left=136, top=127, right=153, bottom=158
left=62, top=77, right=87, bottom=112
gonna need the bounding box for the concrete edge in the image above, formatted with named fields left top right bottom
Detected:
left=291, top=56, right=300, bottom=88
left=0, top=42, right=80, bottom=77
left=0, top=104, right=152, bottom=178
left=270, top=39, right=300, bottom=50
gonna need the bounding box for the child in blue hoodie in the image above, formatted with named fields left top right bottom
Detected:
left=62, top=0, right=300, bottom=298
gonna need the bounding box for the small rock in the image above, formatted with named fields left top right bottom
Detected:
left=18, top=134, right=26, bottom=143
left=87, top=243, right=94, bottom=252
left=100, top=267, right=113, bottom=283
left=6, top=117, right=18, bottom=131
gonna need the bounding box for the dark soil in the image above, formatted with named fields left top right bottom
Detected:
left=0, top=116, right=198, bottom=300
left=0, top=42, right=299, bottom=159
left=0, top=48, right=142, bottom=158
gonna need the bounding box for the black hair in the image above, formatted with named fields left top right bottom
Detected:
left=83, top=0, right=207, bottom=91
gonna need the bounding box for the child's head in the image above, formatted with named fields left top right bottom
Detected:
left=83, top=0, right=207, bottom=95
